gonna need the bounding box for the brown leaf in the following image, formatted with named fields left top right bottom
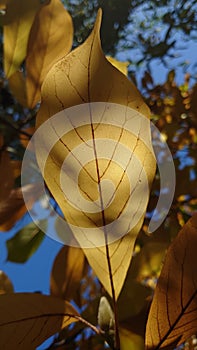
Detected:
left=145, top=213, right=197, bottom=349
left=0, top=151, right=14, bottom=202
left=26, top=0, right=73, bottom=108
left=0, top=271, right=14, bottom=294
left=36, top=9, right=155, bottom=298
left=0, top=184, right=42, bottom=231
left=3, top=0, right=50, bottom=77
left=50, top=246, right=86, bottom=302
left=0, top=293, right=78, bottom=350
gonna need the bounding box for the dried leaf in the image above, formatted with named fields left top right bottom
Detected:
left=0, top=293, right=78, bottom=350
left=50, top=246, right=85, bottom=301
left=26, top=0, right=73, bottom=108
left=36, top=10, right=155, bottom=298
left=145, top=213, right=197, bottom=349
left=6, top=221, right=46, bottom=263
left=3, top=0, right=49, bottom=77
left=0, top=271, right=14, bottom=294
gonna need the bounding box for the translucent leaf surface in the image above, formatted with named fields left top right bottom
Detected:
left=3, top=0, right=49, bottom=77
left=146, top=213, right=197, bottom=349
left=36, top=10, right=155, bottom=299
left=26, top=0, right=73, bottom=108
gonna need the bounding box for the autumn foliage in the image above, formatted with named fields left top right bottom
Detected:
left=0, top=1, right=197, bottom=349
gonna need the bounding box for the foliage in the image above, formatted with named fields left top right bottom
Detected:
left=0, top=0, right=197, bottom=350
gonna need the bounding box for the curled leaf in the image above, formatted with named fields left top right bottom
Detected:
left=146, top=213, right=197, bottom=349
left=0, top=293, right=78, bottom=350
left=26, top=0, right=73, bottom=108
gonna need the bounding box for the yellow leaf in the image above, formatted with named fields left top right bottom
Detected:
left=3, top=0, right=49, bottom=77
left=120, top=328, right=145, bottom=350
left=0, top=271, right=14, bottom=294
left=8, top=70, right=27, bottom=107
left=146, top=213, right=197, bottom=349
left=26, top=0, right=73, bottom=108
left=0, top=293, right=78, bottom=350
left=106, top=56, right=129, bottom=76
left=50, top=246, right=85, bottom=301
left=35, top=9, right=155, bottom=299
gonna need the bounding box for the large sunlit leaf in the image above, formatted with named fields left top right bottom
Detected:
left=6, top=221, right=46, bottom=263
left=0, top=293, right=78, bottom=350
left=26, top=0, right=73, bottom=108
left=36, top=9, right=155, bottom=299
left=3, top=0, right=50, bottom=77
left=145, top=213, right=197, bottom=349
left=50, top=246, right=86, bottom=301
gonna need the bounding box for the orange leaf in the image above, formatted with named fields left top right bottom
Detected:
left=146, top=213, right=197, bottom=349
left=26, top=0, right=73, bottom=108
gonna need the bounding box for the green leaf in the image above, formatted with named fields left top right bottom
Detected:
left=6, top=220, right=46, bottom=263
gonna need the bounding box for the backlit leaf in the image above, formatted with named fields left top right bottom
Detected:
left=3, top=0, right=49, bottom=77
left=36, top=9, right=155, bottom=298
left=26, top=0, right=73, bottom=108
left=145, top=213, right=197, bottom=349
left=50, top=246, right=85, bottom=301
left=6, top=221, right=46, bottom=263
left=0, top=293, right=78, bottom=350
left=120, top=328, right=145, bottom=350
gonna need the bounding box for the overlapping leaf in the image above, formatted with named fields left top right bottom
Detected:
left=0, top=293, right=78, bottom=350
left=2, top=0, right=50, bottom=77
left=50, top=246, right=86, bottom=301
left=146, top=213, right=197, bottom=349
left=36, top=9, right=155, bottom=298
left=0, top=184, right=42, bottom=231
left=26, top=0, right=73, bottom=108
